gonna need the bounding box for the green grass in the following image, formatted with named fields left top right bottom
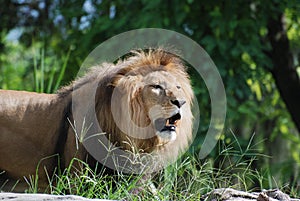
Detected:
left=33, top=45, right=71, bottom=93
left=21, top=135, right=291, bottom=200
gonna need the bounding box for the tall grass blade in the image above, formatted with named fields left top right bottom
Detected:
left=32, top=44, right=39, bottom=92
left=46, top=60, right=58, bottom=93
left=54, top=46, right=71, bottom=92
left=40, top=48, right=45, bottom=93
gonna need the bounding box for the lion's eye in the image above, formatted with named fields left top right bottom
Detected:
left=176, top=86, right=181, bottom=89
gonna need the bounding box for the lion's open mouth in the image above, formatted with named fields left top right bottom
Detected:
left=154, top=113, right=181, bottom=134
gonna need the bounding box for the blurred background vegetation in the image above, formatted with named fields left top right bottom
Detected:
left=1, top=0, right=300, bottom=195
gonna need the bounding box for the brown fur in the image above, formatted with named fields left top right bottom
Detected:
left=0, top=49, right=193, bottom=192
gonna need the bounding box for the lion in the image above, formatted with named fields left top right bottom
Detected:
left=0, top=49, right=194, bottom=192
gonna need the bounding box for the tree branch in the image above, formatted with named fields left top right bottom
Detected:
left=267, top=12, right=300, bottom=133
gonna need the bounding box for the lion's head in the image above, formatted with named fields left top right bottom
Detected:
left=87, top=49, right=194, bottom=160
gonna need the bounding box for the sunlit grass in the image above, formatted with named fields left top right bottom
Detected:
left=33, top=44, right=71, bottom=93
left=20, top=134, right=296, bottom=200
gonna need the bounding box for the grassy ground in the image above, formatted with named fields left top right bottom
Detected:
left=21, top=137, right=292, bottom=201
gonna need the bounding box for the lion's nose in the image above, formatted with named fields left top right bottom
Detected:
left=171, top=99, right=186, bottom=108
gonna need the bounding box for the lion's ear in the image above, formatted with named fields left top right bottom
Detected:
left=107, top=74, right=123, bottom=87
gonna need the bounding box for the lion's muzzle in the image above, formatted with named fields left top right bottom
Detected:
left=154, top=111, right=182, bottom=141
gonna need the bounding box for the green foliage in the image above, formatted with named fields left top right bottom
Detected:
left=32, top=45, right=72, bottom=93
left=0, top=41, right=31, bottom=90
left=0, top=40, right=72, bottom=93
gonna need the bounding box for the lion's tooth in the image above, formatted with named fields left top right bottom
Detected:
left=170, top=126, right=176, bottom=131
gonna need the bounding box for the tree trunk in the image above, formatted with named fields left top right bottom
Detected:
left=267, top=13, right=300, bottom=133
